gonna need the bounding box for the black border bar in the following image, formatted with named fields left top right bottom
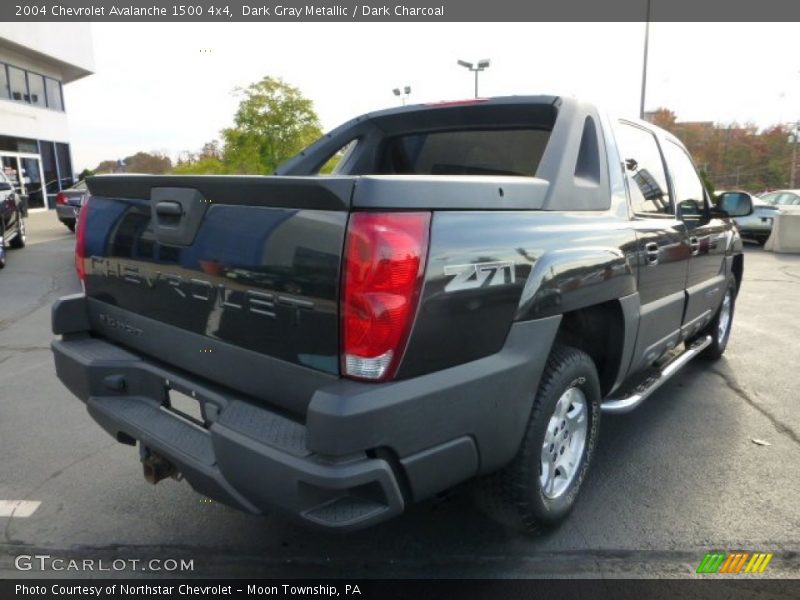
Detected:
left=3, top=0, right=800, bottom=22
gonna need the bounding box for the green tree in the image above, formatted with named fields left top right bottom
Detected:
left=221, top=76, right=322, bottom=174
left=77, top=168, right=95, bottom=181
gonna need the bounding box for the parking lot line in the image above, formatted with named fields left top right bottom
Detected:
left=0, top=500, right=41, bottom=517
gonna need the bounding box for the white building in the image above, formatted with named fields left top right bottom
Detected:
left=0, top=23, right=94, bottom=212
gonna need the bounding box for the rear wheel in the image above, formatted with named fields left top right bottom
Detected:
left=66, top=221, right=75, bottom=232
left=483, top=345, right=601, bottom=533
left=9, top=212, right=25, bottom=248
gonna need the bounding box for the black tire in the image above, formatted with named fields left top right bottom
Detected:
left=66, top=221, right=75, bottom=232
left=0, top=220, right=6, bottom=269
left=697, top=275, right=737, bottom=361
left=482, top=345, right=601, bottom=534
left=9, top=212, right=25, bottom=248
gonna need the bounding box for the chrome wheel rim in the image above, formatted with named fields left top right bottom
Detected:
left=718, top=290, right=732, bottom=343
left=18, top=217, right=25, bottom=242
left=540, top=387, right=589, bottom=499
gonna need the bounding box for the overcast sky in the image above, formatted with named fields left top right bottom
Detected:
left=64, top=22, right=800, bottom=171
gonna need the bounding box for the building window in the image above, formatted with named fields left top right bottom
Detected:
left=40, top=141, right=59, bottom=194
left=0, top=66, right=8, bottom=99
left=56, top=143, right=73, bottom=188
left=45, top=77, right=63, bottom=111
left=0, top=61, right=64, bottom=111
left=27, top=73, right=46, bottom=108
left=8, top=66, right=28, bottom=103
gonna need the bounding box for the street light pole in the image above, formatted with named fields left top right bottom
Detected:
left=792, top=121, right=799, bottom=188
left=639, top=0, right=651, bottom=119
left=457, top=59, right=491, bottom=98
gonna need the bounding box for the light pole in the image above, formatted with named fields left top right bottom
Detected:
left=639, top=0, right=651, bottom=119
left=392, top=85, right=411, bottom=106
left=791, top=121, right=799, bottom=188
left=457, top=59, right=490, bottom=98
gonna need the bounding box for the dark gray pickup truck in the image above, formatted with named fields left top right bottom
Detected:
left=51, top=96, right=752, bottom=532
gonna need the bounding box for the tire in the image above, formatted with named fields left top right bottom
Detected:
left=9, top=212, right=25, bottom=248
left=66, top=221, right=75, bottom=233
left=697, top=275, right=737, bottom=361
left=482, top=345, right=601, bottom=534
left=0, top=220, right=6, bottom=269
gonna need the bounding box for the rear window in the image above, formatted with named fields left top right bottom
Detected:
left=379, top=128, right=551, bottom=177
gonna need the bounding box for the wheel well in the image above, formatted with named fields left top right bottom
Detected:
left=731, top=253, right=743, bottom=294
left=554, top=301, right=625, bottom=397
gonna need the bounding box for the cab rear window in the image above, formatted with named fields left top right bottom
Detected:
left=379, top=128, right=551, bottom=177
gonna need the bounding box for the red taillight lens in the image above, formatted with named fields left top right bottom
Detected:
left=74, top=199, right=90, bottom=282
left=341, top=212, right=430, bottom=381
left=56, top=192, right=67, bottom=205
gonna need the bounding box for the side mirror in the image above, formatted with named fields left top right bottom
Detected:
left=0, top=181, right=11, bottom=192
left=715, top=192, right=753, bottom=218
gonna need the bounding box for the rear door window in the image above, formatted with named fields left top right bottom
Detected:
left=614, top=121, right=672, bottom=216
left=379, top=128, right=551, bottom=176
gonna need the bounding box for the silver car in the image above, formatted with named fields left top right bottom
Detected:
left=760, top=189, right=800, bottom=208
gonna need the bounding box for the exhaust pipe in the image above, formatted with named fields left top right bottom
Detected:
left=142, top=453, right=178, bottom=484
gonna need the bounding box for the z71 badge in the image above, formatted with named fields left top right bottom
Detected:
left=443, top=261, right=516, bottom=293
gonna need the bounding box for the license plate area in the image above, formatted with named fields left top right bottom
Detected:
left=164, top=388, right=206, bottom=427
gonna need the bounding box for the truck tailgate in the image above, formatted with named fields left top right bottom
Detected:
left=81, top=175, right=354, bottom=413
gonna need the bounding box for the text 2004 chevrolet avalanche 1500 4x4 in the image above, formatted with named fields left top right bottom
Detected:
left=51, top=96, right=753, bottom=532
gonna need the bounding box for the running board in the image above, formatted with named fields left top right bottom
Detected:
left=601, top=335, right=713, bottom=414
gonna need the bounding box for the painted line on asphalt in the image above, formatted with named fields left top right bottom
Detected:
left=0, top=500, right=41, bottom=517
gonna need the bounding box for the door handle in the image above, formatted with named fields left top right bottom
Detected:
left=689, top=236, right=700, bottom=255
left=644, top=242, right=659, bottom=266
left=155, top=201, right=183, bottom=217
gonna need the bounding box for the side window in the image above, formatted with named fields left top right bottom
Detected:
left=759, top=192, right=778, bottom=205
left=318, top=139, right=358, bottom=175
left=661, top=140, right=707, bottom=222
left=614, top=121, right=672, bottom=215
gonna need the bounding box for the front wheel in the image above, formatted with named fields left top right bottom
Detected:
left=9, top=212, right=25, bottom=248
left=698, top=276, right=737, bottom=361
left=484, top=345, right=601, bottom=533
left=0, top=220, right=5, bottom=268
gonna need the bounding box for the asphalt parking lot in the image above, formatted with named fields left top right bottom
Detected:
left=1, top=212, right=799, bottom=579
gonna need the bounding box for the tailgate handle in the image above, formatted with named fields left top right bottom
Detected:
left=150, top=188, right=209, bottom=246
left=156, top=201, right=183, bottom=218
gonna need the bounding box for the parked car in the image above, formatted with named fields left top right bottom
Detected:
left=716, top=190, right=779, bottom=244
left=55, top=180, right=89, bottom=232
left=760, top=189, right=800, bottom=207
left=0, top=170, right=27, bottom=268
left=51, top=96, right=751, bottom=533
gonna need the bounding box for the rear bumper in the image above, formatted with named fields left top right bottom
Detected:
left=51, top=294, right=558, bottom=531
left=55, top=205, right=78, bottom=223
left=52, top=333, right=405, bottom=531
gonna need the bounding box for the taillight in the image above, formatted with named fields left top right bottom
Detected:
left=56, top=192, right=67, bottom=205
left=75, top=198, right=90, bottom=282
left=341, top=212, right=430, bottom=381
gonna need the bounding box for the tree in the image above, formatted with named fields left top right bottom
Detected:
left=647, top=107, right=794, bottom=191
left=93, top=152, right=172, bottom=175
left=77, top=168, right=95, bottom=181
left=221, top=76, right=322, bottom=174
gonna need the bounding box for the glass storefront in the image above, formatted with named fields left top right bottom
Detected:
left=0, top=135, right=72, bottom=211
left=1, top=153, right=46, bottom=210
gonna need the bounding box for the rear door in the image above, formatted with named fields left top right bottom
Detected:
left=614, top=120, right=691, bottom=372
left=660, top=139, right=728, bottom=335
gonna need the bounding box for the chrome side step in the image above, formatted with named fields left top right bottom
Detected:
left=601, top=335, right=713, bottom=414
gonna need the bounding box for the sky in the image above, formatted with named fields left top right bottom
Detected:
left=63, top=22, right=800, bottom=171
